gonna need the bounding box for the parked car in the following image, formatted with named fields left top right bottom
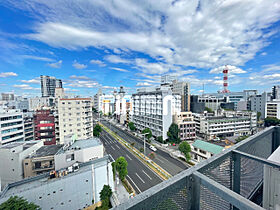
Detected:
left=150, top=145, right=157, bottom=151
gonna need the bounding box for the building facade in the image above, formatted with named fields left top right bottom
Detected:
left=196, top=111, right=257, bottom=140
left=191, top=140, right=224, bottom=163
left=173, top=112, right=196, bottom=141
left=23, top=113, right=34, bottom=141
left=23, top=144, right=63, bottom=178
left=0, top=141, right=43, bottom=190
left=265, top=100, right=280, bottom=119
left=172, top=80, right=190, bottom=112
left=0, top=155, right=114, bottom=209
left=131, top=86, right=181, bottom=140
left=40, top=75, right=63, bottom=97
left=34, top=109, right=56, bottom=145
left=57, top=98, right=93, bottom=144
left=0, top=109, right=24, bottom=145
left=249, top=92, right=269, bottom=119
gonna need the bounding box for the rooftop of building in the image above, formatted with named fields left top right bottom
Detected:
left=0, top=155, right=113, bottom=199
left=0, top=141, right=40, bottom=151
left=60, top=98, right=91, bottom=101
left=57, top=137, right=102, bottom=154
left=28, top=144, right=63, bottom=158
left=192, top=139, right=224, bottom=154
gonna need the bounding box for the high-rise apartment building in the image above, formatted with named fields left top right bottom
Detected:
left=40, top=75, right=62, bottom=97
left=57, top=98, right=93, bottom=144
left=172, top=80, right=191, bottom=111
left=272, top=85, right=280, bottom=100
left=0, top=108, right=24, bottom=145
left=131, top=86, right=181, bottom=140
left=34, top=109, right=56, bottom=145
left=1, top=93, right=14, bottom=101
left=23, top=113, right=34, bottom=141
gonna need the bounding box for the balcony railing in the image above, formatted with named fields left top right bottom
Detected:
left=114, top=126, right=280, bottom=210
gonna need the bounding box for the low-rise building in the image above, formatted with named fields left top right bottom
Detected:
left=0, top=155, right=114, bottom=209
left=0, top=140, right=43, bottom=190
left=54, top=137, right=104, bottom=170
left=173, top=112, right=196, bottom=141
left=195, top=111, right=257, bottom=140
left=23, top=144, right=63, bottom=178
left=191, top=140, right=224, bottom=163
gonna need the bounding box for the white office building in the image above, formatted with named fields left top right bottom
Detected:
left=0, top=108, right=24, bottom=145
left=0, top=140, right=43, bottom=190
left=265, top=100, right=280, bottom=119
left=195, top=111, right=257, bottom=140
left=57, top=98, right=93, bottom=144
left=249, top=92, right=269, bottom=119
left=131, top=86, right=181, bottom=140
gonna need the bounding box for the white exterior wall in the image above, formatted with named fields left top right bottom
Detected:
left=0, top=109, right=24, bottom=145
left=0, top=141, right=43, bottom=190
left=265, top=101, right=280, bottom=119
left=58, top=98, right=93, bottom=144
left=191, top=146, right=212, bottom=163
left=131, top=87, right=181, bottom=140
left=54, top=145, right=104, bottom=170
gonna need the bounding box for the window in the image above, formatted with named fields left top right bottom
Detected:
left=25, top=162, right=28, bottom=165
left=66, top=154, right=74, bottom=162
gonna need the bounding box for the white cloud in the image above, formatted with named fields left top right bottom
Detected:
left=105, top=55, right=131, bottom=64
left=90, top=59, right=106, bottom=67
left=21, top=55, right=55, bottom=62
left=72, top=60, right=87, bottom=69
left=262, top=64, right=280, bottom=72
left=69, top=75, right=91, bottom=80
left=136, top=82, right=151, bottom=87
left=0, top=72, right=18, bottom=78
left=261, top=52, right=267, bottom=56
left=16, top=0, right=280, bottom=69
left=47, top=60, right=62, bottom=68
left=210, top=65, right=246, bottom=74
left=13, top=84, right=39, bottom=90
left=21, top=77, right=40, bottom=84
left=110, top=67, right=129, bottom=72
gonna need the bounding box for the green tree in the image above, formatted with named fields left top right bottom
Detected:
left=204, top=106, right=214, bottom=113
left=139, top=147, right=144, bottom=153
left=128, top=122, right=136, bottom=131
left=0, top=196, right=41, bottom=210
left=167, top=123, right=180, bottom=143
left=93, top=124, right=102, bottom=137
left=264, top=117, right=280, bottom=127
left=157, top=136, right=163, bottom=143
left=100, top=185, right=112, bottom=201
left=92, top=107, right=97, bottom=113
left=142, top=128, right=152, bottom=140
left=115, top=156, right=128, bottom=181
left=257, top=112, right=261, bottom=121
left=149, top=152, right=156, bottom=160
left=179, top=141, right=191, bottom=161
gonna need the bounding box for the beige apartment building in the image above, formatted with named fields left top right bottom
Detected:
left=173, top=112, right=196, bottom=141
left=57, top=98, right=93, bottom=144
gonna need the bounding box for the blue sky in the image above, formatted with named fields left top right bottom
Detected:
left=0, top=0, right=280, bottom=97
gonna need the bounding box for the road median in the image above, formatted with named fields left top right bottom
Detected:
left=99, top=122, right=172, bottom=181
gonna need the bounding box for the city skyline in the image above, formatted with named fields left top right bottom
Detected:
left=0, top=1, right=280, bottom=97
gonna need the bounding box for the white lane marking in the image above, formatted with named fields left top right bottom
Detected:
left=156, top=157, right=164, bottom=163
left=142, top=170, right=152, bottom=180
left=127, top=175, right=141, bottom=193
left=126, top=154, right=132, bottom=161
left=135, top=173, right=145, bottom=184
left=115, top=144, right=120, bottom=149
left=111, top=146, right=115, bottom=150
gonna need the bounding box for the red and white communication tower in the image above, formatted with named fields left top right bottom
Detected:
left=222, top=65, right=230, bottom=93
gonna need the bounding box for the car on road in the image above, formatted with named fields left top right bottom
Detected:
left=149, top=145, right=157, bottom=152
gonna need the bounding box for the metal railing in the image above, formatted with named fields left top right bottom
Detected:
left=114, top=127, right=280, bottom=210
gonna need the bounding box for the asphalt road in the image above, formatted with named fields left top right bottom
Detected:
left=99, top=130, right=163, bottom=194
left=100, top=119, right=188, bottom=176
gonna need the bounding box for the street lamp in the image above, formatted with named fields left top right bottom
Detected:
left=139, top=132, right=149, bottom=156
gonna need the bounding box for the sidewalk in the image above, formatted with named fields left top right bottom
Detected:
left=113, top=177, right=130, bottom=205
